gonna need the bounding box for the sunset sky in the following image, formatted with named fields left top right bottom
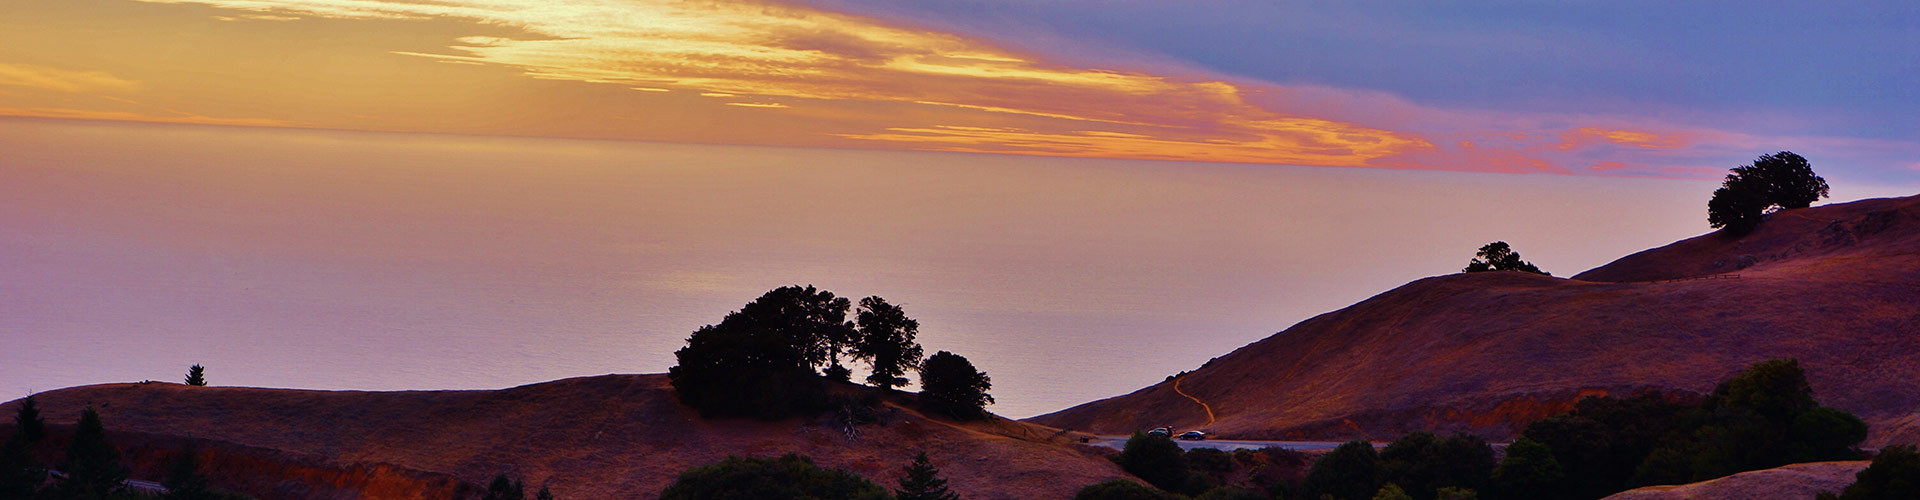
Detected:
left=4, top=1, right=1919, bottom=415
left=3, top=0, right=1915, bottom=181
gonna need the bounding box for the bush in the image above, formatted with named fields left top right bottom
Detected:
left=1707, top=151, right=1828, bottom=233
left=1378, top=432, right=1494, bottom=500
left=1195, top=486, right=1266, bottom=500
left=1520, top=359, right=1865, bottom=498
left=659, top=454, right=890, bottom=500
left=918, top=351, right=993, bottom=420
left=1817, top=444, right=1920, bottom=500
left=1462, top=242, right=1548, bottom=276
left=1372, top=483, right=1412, bottom=500
left=1075, top=479, right=1180, bottom=500
left=1492, top=438, right=1562, bottom=500
left=1116, top=432, right=1189, bottom=492
left=1304, top=440, right=1380, bottom=500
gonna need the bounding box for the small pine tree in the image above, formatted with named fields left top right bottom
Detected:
left=162, top=446, right=214, bottom=500
left=185, top=365, right=208, bottom=386
left=56, top=407, right=129, bottom=500
left=12, top=396, right=45, bottom=444
left=0, top=395, right=47, bottom=498
left=535, top=485, right=554, bottom=500
left=896, top=452, right=958, bottom=500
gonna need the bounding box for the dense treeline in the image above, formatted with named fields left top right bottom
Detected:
left=1088, top=359, right=1878, bottom=500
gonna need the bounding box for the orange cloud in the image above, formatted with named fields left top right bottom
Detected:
left=0, top=106, right=287, bottom=127
left=1558, top=127, right=1689, bottom=150
left=127, top=0, right=1430, bottom=167
left=0, top=63, right=138, bottom=93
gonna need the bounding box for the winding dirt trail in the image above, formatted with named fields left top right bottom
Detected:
left=1172, top=375, right=1216, bottom=426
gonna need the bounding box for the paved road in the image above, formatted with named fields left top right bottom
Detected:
left=1090, top=436, right=1352, bottom=452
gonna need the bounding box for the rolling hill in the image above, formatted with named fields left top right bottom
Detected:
left=1030, top=195, right=1920, bottom=447
left=1, top=375, right=1128, bottom=500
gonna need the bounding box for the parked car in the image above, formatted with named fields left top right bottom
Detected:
left=1146, top=427, right=1172, bottom=437
left=1178, top=431, right=1207, bottom=440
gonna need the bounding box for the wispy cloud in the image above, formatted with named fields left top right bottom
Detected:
left=0, top=63, right=137, bottom=93
left=0, top=106, right=288, bottom=127
left=96, top=0, right=1900, bottom=176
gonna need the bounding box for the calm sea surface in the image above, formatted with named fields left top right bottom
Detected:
left=0, top=118, right=1778, bottom=417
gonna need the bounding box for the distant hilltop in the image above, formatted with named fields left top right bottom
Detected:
left=1030, top=194, right=1920, bottom=447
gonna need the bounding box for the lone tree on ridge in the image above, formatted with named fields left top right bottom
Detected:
left=185, top=364, right=207, bottom=386
left=1708, top=151, right=1828, bottom=234
left=1464, top=241, right=1549, bottom=276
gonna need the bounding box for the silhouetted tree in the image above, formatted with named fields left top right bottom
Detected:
left=668, top=286, right=860, bottom=419
left=1492, top=438, right=1562, bottom=500
left=1116, top=432, right=1189, bottom=492
left=483, top=474, right=525, bottom=500
left=1817, top=444, right=1920, bottom=500
left=161, top=445, right=212, bottom=500
left=1379, top=432, right=1494, bottom=500
left=1707, top=151, right=1828, bottom=233
left=0, top=396, right=47, bottom=499
left=1435, top=486, right=1479, bottom=500
left=534, top=485, right=554, bottom=500
left=1074, top=480, right=1178, bottom=500
left=918, top=351, right=993, bottom=420
left=1304, top=440, right=1381, bottom=500
left=659, top=454, right=890, bottom=500
left=12, top=396, right=44, bottom=444
left=55, top=407, right=128, bottom=500
left=185, top=365, right=207, bottom=387
left=895, top=452, right=958, bottom=500
left=853, top=296, right=924, bottom=391
left=1462, top=242, right=1548, bottom=276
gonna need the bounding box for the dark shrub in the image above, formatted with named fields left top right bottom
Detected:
left=659, top=454, right=889, bottom=500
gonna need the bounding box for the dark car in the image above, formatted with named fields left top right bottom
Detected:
left=1178, top=431, right=1206, bottom=440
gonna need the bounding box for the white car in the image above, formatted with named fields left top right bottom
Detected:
left=1146, top=427, right=1172, bottom=437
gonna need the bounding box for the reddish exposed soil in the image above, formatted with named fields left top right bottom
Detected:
left=3, top=376, right=1130, bottom=499
left=1031, top=195, right=1920, bottom=447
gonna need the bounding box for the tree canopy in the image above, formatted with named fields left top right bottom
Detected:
left=1707, top=151, right=1829, bottom=233
left=1304, top=440, right=1381, bottom=500
left=1463, top=242, right=1548, bottom=276
left=668, top=286, right=856, bottom=419
left=1116, top=432, right=1189, bottom=492
left=918, top=351, right=993, bottom=420
left=853, top=296, right=924, bottom=391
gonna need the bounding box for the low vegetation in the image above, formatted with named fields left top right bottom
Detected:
left=1818, top=444, right=1919, bottom=500
left=658, top=454, right=892, bottom=500
left=1144, top=359, right=1867, bottom=500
